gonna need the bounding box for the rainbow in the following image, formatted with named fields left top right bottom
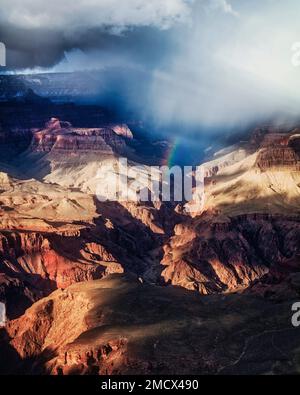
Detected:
left=164, top=137, right=181, bottom=167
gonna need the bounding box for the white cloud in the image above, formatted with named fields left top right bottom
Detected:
left=210, top=0, right=239, bottom=17
left=0, top=0, right=193, bottom=32
left=150, top=0, right=300, bottom=126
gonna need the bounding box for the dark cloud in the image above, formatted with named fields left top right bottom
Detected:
left=0, top=0, right=192, bottom=69
left=0, top=24, right=67, bottom=69
left=0, top=22, right=176, bottom=70
left=2, top=0, right=300, bottom=129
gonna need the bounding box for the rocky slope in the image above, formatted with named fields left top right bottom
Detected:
left=1, top=123, right=300, bottom=305
left=158, top=128, right=300, bottom=293
left=0, top=120, right=300, bottom=375
left=0, top=166, right=171, bottom=319
left=1, top=274, right=300, bottom=375
left=159, top=214, right=300, bottom=294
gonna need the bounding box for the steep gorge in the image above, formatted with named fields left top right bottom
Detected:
left=1, top=120, right=300, bottom=375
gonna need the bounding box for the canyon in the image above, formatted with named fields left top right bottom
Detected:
left=1, top=274, right=300, bottom=375
left=0, top=90, right=300, bottom=374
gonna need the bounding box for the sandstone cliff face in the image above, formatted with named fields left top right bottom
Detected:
left=256, top=146, right=300, bottom=171
left=249, top=128, right=300, bottom=171
left=161, top=130, right=300, bottom=294
left=157, top=127, right=300, bottom=293
left=110, top=124, right=133, bottom=139
left=0, top=194, right=171, bottom=319
left=0, top=231, right=117, bottom=289
left=160, top=214, right=300, bottom=294
left=30, top=119, right=130, bottom=155
left=0, top=229, right=127, bottom=318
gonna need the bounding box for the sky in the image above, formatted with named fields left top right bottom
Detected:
left=1, top=0, right=300, bottom=128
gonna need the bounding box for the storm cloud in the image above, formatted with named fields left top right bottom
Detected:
left=1, top=0, right=300, bottom=128
left=0, top=0, right=192, bottom=69
left=0, top=0, right=192, bottom=31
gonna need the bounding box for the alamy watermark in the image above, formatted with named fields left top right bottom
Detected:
left=292, top=302, right=300, bottom=327
left=95, top=158, right=205, bottom=213
left=0, top=42, right=6, bottom=67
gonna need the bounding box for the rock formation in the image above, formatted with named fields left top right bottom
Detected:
left=0, top=114, right=300, bottom=375
left=30, top=118, right=132, bottom=155
left=2, top=274, right=299, bottom=375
